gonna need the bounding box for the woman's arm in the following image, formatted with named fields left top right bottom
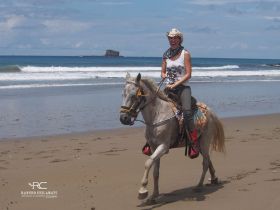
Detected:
left=161, top=59, right=167, bottom=79
left=183, top=51, right=192, bottom=81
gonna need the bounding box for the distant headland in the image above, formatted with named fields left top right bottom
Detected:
left=104, top=49, right=121, bottom=57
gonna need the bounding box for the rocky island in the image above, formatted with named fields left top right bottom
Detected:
left=105, top=49, right=120, bottom=57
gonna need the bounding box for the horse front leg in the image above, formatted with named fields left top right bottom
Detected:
left=138, top=144, right=168, bottom=200
left=152, top=159, right=160, bottom=199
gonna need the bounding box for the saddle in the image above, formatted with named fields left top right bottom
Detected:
left=165, top=89, right=209, bottom=149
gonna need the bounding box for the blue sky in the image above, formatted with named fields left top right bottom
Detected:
left=0, top=0, right=279, bottom=58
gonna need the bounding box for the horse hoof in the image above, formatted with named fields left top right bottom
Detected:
left=211, top=177, right=219, bottom=185
left=138, top=190, right=148, bottom=200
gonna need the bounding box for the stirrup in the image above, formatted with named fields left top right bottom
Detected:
left=142, top=143, right=152, bottom=156
left=188, top=144, right=199, bottom=159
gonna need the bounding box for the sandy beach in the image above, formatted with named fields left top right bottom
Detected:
left=0, top=114, right=280, bottom=210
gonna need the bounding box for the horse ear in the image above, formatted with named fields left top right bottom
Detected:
left=136, top=73, right=141, bottom=83
left=126, top=72, right=131, bottom=80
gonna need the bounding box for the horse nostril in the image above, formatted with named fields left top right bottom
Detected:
left=120, top=114, right=130, bottom=125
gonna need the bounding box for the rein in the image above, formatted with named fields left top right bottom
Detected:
left=138, top=78, right=165, bottom=112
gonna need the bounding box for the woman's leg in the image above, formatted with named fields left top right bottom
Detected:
left=180, top=86, right=194, bottom=131
left=180, top=86, right=199, bottom=158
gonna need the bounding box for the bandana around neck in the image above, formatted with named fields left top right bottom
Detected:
left=163, top=46, right=184, bottom=59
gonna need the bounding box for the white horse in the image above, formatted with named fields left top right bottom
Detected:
left=120, top=73, right=225, bottom=202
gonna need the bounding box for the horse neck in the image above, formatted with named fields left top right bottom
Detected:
left=140, top=88, right=174, bottom=124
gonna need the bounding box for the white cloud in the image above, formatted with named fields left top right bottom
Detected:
left=264, top=16, right=280, bottom=21
left=99, top=1, right=132, bottom=6
left=230, top=42, right=249, bottom=49
left=42, top=19, right=92, bottom=34
left=73, top=41, right=83, bottom=48
left=189, top=0, right=260, bottom=5
left=0, top=15, right=26, bottom=31
left=40, top=38, right=51, bottom=45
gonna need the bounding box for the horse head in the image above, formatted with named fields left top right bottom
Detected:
left=120, top=73, right=146, bottom=125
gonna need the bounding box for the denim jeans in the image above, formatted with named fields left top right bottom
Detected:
left=171, top=85, right=195, bottom=131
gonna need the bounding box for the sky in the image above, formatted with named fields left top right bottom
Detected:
left=0, top=0, right=280, bottom=58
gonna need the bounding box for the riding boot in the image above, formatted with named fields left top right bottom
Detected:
left=188, top=129, right=199, bottom=159
left=142, top=143, right=152, bottom=156
left=183, top=110, right=199, bottom=159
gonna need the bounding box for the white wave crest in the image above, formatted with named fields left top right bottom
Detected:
left=0, top=69, right=280, bottom=81
left=20, top=65, right=239, bottom=73
left=193, top=65, right=239, bottom=70
left=193, top=70, right=280, bottom=77
left=0, top=82, right=123, bottom=89
left=21, top=66, right=161, bottom=73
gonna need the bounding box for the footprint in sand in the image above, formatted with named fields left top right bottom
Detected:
left=92, top=137, right=102, bottom=141
left=250, top=133, right=260, bottom=136
left=48, top=149, right=60, bottom=153
left=247, top=182, right=256, bottom=186
left=270, top=160, right=280, bottom=170
left=227, top=168, right=260, bottom=181
left=98, top=148, right=128, bottom=156
left=273, top=127, right=280, bottom=133
left=0, top=159, right=9, bottom=164
left=1, top=178, right=8, bottom=187
left=49, top=159, right=69, bottom=163
left=265, top=178, right=280, bottom=182
left=1, top=150, right=10, bottom=155
left=40, top=155, right=53, bottom=159
left=79, top=142, right=88, bottom=145
left=225, top=136, right=234, bottom=141
left=34, top=151, right=47, bottom=155
left=238, top=188, right=250, bottom=192
left=240, top=140, right=248, bottom=143
left=41, top=139, right=49, bottom=142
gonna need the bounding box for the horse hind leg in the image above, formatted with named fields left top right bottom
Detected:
left=195, top=136, right=210, bottom=191
left=195, top=153, right=210, bottom=191
left=196, top=140, right=219, bottom=190
left=209, top=159, right=219, bottom=185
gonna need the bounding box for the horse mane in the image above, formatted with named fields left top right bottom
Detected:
left=140, top=78, right=171, bottom=102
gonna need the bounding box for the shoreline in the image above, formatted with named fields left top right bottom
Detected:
left=1, top=113, right=280, bottom=210
left=1, top=112, right=279, bottom=142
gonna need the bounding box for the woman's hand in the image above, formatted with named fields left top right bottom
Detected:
left=166, top=83, right=176, bottom=90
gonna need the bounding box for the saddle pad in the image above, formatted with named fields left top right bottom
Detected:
left=171, top=102, right=209, bottom=149
left=194, top=102, right=208, bottom=134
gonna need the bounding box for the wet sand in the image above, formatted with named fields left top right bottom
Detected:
left=0, top=114, right=280, bottom=210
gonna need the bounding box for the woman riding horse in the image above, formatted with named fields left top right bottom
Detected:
left=162, top=28, right=199, bottom=158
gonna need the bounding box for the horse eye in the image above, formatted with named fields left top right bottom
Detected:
left=131, top=95, right=136, bottom=100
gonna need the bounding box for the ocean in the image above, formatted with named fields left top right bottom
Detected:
left=0, top=56, right=280, bottom=139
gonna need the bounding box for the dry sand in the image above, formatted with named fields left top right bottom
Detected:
left=0, top=114, right=280, bottom=210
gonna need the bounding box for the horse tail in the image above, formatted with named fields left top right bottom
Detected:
left=209, top=111, right=225, bottom=153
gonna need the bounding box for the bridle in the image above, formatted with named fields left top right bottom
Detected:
left=120, top=78, right=165, bottom=125
left=120, top=81, right=147, bottom=119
